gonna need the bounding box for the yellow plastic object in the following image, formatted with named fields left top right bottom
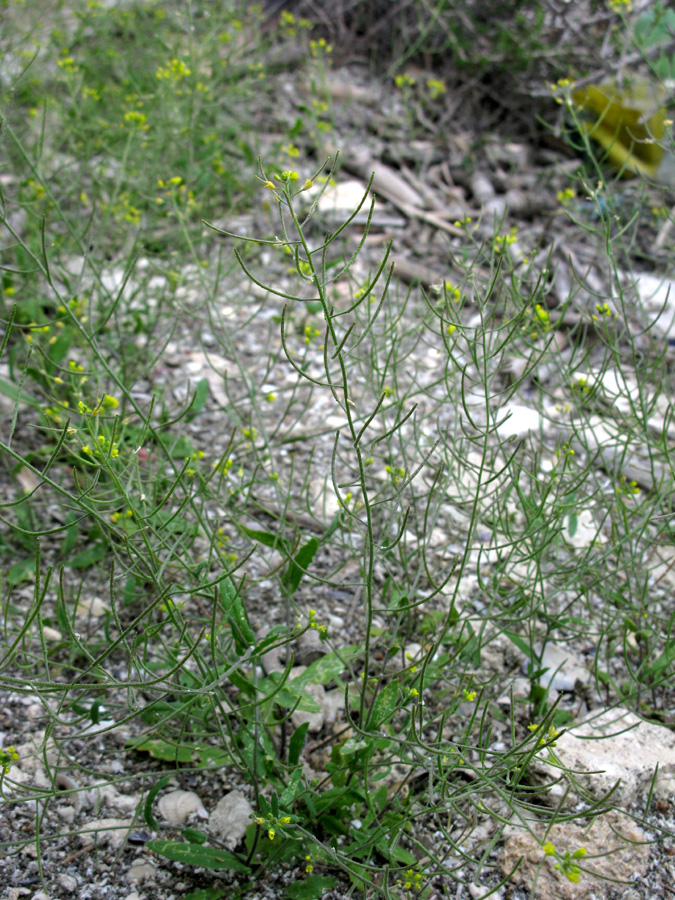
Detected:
left=572, top=79, right=665, bottom=178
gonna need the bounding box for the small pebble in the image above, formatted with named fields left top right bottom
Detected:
left=126, top=860, right=156, bottom=883
left=57, top=874, right=77, bottom=893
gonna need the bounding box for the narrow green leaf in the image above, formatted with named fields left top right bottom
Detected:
left=7, top=556, right=35, bottom=585
left=290, top=652, right=349, bottom=688
left=144, top=775, right=172, bottom=829
left=644, top=641, right=675, bottom=682
left=146, top=840, right=250, bottom=872
left=186, top=377, right=209, bottom=420
left=48, top=330, right=71, bottom=366
left=226, top=595, right=255, bottom=650
left=288, top=722, right=309, bottom=766
left=503, top=630, right=533, bottom=659
left=240, top=525, right=285, bottom=550
left=285, top=537, right=319, bottom=594
left=183, top=827, right=208, bottom=844
left=286, top=876, right=336, bottom=900
left=229, top=669, right=257, bottom=697
left=61, top=515, right=79, bottom=557
left=68, top=542, right=108, bottom=569
left=184, top=890, right=226, bottom=900
left=369, top=681, right=399, bottom=729
left=128, top=738, right=195, bottom=763
left=279, top=767, right=303, bottom=808
left=0, top=376, right=39, bottom=408
left=269, top=686, right=323, bottom=712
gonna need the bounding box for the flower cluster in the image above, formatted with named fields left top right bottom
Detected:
left=253, top=812, right=292, bottom=842
left=592, top=301, right=616, bottom=322
left=494, top=226, right=518, bottom=250
left=155, top=58, right=191, bottom=82
left=522, top=301, right=551, bottom=340
left=155, top=176, right=197, bottom=211
left=57, top=56, right=78, bottom=74
left=398, top=869, right=423, bottom=891
left=0, top=746, right=19, bottom=775
left=395, top=73, right=416, bottom=89
left=426, top=78, right=446, bottom=100
left=557, top=187, right=575, bottom=206
left=617, top=476, right=640, bottom=496
left=304, top=325, right=321, bottom=345
left=310, top=37, right=332, bottom=58
left=444, top=282, right=462, bottom=304
left=543, top=841, right=587, bottom=883
left=102, top=191, right=142, bottom=225
left=550, top=78, right=572, bottom=105
left=278, top=10, right=312, bottom=37
left=110, top=508, right=133, bottom=524
left=213, top=457, right=234, bottom=476
left=306, top=609, right=327, bottom=638
left=528, top=722, right=560, bottom=748
left=123, top=110, right=148, bottom=131
left=78, top=394, right=119, bottom=416
left=385, top=465, right=407, bottom=484
left=82, top=433, right=119, bottom=459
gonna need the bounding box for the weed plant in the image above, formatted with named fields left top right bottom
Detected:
left=0, top=2, right=674, bottom=898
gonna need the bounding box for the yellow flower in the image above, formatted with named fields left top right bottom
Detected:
left=101, top=394, right=120, bottom=409
left=123, top=110, right=148, bottom=129
left=426, top=78, right=446, bottom=99
left=557, top=187, right=575, bottom=206
left=395, top=72, right=415, bottom=88
left=0, top=745, right=19, bottom=774
left=156, top=58, right=191, bottom=81
left=57, top=56, right=77, bottom=72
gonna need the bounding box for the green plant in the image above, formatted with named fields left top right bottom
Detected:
left=1, top=3, right=675, bottom=898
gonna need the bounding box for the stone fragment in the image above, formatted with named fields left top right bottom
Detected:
left=208, top=790, right=254, bottom=849
left=296, top=627, right=325, bottom=665
left=126, top=860, right=156, bottom=883
left=291, top=681, right=326, bottom=733
left=56, top=874, right=77, bottom=893
left=555, top=708, right=675, bottom=807
left=157, top=789, right=207, bottom=826
left=533, top=643, right=590, bottom=692
left=78, top=817, right=132, bottom=849
left=562, top=508, right=602, bottom=547
left=76, top=596, right=109, bottom=617
left=501, top=809, right=649, bottom=899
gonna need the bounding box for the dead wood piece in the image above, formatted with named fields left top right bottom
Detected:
left=340, top=145, right=427, bottom=209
